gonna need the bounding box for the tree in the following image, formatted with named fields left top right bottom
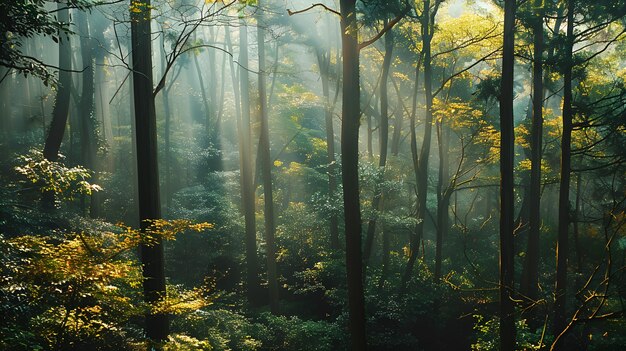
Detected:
left=0, top=0, right=90, bottom=84
left=129, top=0, right=168, bottom=342
left=499, top=0, right=516, bottom=349
left=553, top=0, right=574, bottom=348
left=339, top=0, right=367, bottom=348
left=402, top=0, right=443, bottom=287
left=257, top=0, right=279, bottom=314
left=42, top=2, right=72, bottom=209
left=522, top=0, right=544, bottom=316
left=363, top=18, right=394, bottom=268
left=238, top=16, right=261, bottom=307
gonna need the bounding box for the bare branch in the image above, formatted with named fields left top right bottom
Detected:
left=359, top=7, right=411, bottom=51
left=287, top=3, right=340, bottom=17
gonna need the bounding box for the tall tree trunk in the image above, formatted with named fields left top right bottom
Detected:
left=390, top=92, right=403, bottom=156
left=340, top=0, right=367, bottom=349
left=553, top=1, right=574, bottom=348
left=129, top=0, right=168, bottom=342
left=42, top=2, right=72, bottom=208
left=402, top=53, right=423, bottom=290
left=237, top=21, right=260, bottom=307
left=522, top=0, right=544, bottom=317
left=499, top=0, right=516, bottom=349
left=159, top=28, right=173, bottom=211
left=403, top=0, right=435, bottom=286
left=257, top=1, right=279, bottom=314
left=316, top=48, right=340, bottom=250
left=364, top=23, right=393, bottom=267
left=434, top=121, right=450, bottom=281
left=77, top=11, right=100, bottom=218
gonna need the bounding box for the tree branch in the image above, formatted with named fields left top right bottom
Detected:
left=359, top=6, right=411, bottom=51
left=287, top=3, right=340, bottom=17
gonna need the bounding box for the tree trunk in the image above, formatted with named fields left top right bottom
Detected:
left=401, top=54, right=422, bottom=290
left=77, top=11, right=100, bottom=218
left=237, top=21, right=260, bottom=307
left=499, top=0, right=516, bottom=349
left=434, top=121, right=450, bottom=281
left=42, top=3, right=72, bottom=208
left=129, top=0, right=168, bottom=342
left=403, top=0, right=434, bottom=286
left=553, top=1, right=574, bottom=348
left=340, top=0, right=367, bottom=349
left=316, top=48, right=340, bottom=250
left=257, top=1, right=279, bottom=314
left=522, top=0, right=544, bottom=317
left=363, top=23, right=393, bottom=267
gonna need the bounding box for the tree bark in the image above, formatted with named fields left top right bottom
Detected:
left=403, top=0, right=435, bottom=286
left=257, top=1, right=279, bottom=314
left=401, top=54, right=422, bottom=290
left=316, top=48, right=340, bottom=250
left=363, top=23, right=393, bottom=267
left=340, top=0, right=367, bottom=349
left=522, top=0, right=544, bottom=315
left=129, top=0, right=168, bottom=342
left=237, top=21, right=260, bottom=307
left=42, top=2, right=72, bottom=208
left=434, top=121, right=450, bottom=281
left=499, top=0, right=516, bottom=349
left=553, top=1, right=574, bottom=348
left=77, top=11, right=100, bottom=218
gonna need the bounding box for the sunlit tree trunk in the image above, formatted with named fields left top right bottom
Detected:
left=340, top=0, right=367, bottom=348
left=499, top=0, right=516, bottom=349
left=364, top=23, right=393, bottom=267
left=129, top=0, right=168, bottom=342
left=316, top=48, right=340, bottom=250
left=77, top=11, right=100, bottom=218
left=403, top=53, right=422, bottom=290
left=403, top=0, right=435, bottom=287
left=159, top=30, right=173, bottom=211
left=553, top=1, right=574, bottom=348
left=237, top=21, right=260, bottom=307
left=434, top=121, right=450, bottom=281
left=390, top=95, right=403, bottom=156
left=257, top=1, right=279, bottom=314
left=42, top=2, right=72, bottom=208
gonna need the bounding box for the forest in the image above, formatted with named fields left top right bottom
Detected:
left=1, top=0, right=626, bottom=350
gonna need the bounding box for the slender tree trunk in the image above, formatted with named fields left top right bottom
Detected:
left=553, top=1, right=574, bottom=348
left=316, top=49, right=340, bottom=250
left=499, top=0, right=516, bottom=349
left=403, top=0, right=434, bottom=286
left=159, top=29, right=173, bottom=211
left=522, top=0, right=544, bottom=316
left=77, top=11, right=100, bottom=218
left=257, top=2, right=279, bottom=314
left=390, top=92, right=403, bottom=156
left=402, top=54, right=422, bottom=290
left=572, top=173, right=583, bottom=289
left=237, top=21, right=260, bottom=307
left=340, top=0, right=366, bottom=349
left=42, top=2, right=72, bottom=208
left=129, top=0, right=168, bottom=342
left=364, top=24, right=393, bottom=267
left=434, top=121, right=450, bottom=281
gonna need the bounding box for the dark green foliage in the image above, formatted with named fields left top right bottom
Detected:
left=0, top=0, right=92, bottom=84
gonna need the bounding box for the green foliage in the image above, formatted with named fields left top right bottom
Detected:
left=0, top=219, right=211, bottom=350
left=15, top=149, right=102, bottom=200
left=250, top=312, right=343, bottom=351
left=471, top=314, right=547, bottom=351
left=0, top=0, right=92, bottom=84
